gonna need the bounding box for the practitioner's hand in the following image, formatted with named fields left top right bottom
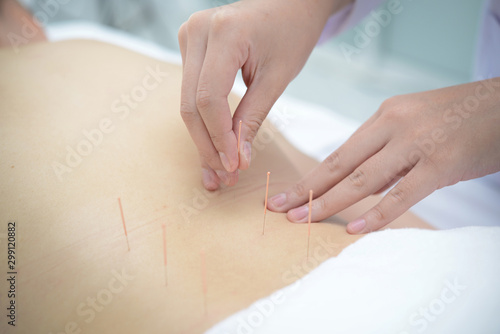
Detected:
left=178, top=0, right=350, bottom=190
left=268, top=79, right=500, bottom=233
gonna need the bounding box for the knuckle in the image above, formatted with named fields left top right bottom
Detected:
left=348, top=169, right=366, bottom=189
left=289, top=182, right=306, bottom=199
left=195, top=86, right=213, bottom=111
left=379, top=95, right=428, bottom=125
left=185, top=11, right=207, bottom=34
left=420, top=157, right=439, bottom=171
left=419, top=160, right=442, bottom=186
left=242, top=117, right=264, bottom=142
left=210, top=8, right=236, bottom=32
left=379, top=95, right=401, bottom=110
left=180, top=101, right=198, bottom=124
left=314, top=196, right=328, bottom=213
left=370, top=205, right=385, bottom=223
left=378, top=96, right=406, bottom=122
left=209, top=128, right=232, bottom=147
left=178, top=22, right=187, bottom=45
left=380, top=107, right=401, bottom=123
left=387, top=186, right=405, bottom=205
left=324, top=151, right=341, bottom=174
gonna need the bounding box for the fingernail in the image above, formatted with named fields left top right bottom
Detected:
left=270, top=193, right=286, bottom=208
left=202, top=168, right=214, bottom=188
left=215, top=170, right=230, bottom=185
left=227, top=170, right=239, bottom=186
left=348, top=219, right=366, bottom=234
left=219, top=152, right=232, bottom=172
left=242, top=141, right=252, bottom=166
left=288, top=205, right=308, bottom=222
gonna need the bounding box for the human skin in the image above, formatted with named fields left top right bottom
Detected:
left=179, top=1, right=500, bottom=234
left=0, top=40, right=431, bottom=333
left=269, top=79, right=500, bottom=234
left=178, top=0, right=353, bottom=190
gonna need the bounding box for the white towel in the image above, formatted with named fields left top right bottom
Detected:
left=207, top=226, right=500, bottom=334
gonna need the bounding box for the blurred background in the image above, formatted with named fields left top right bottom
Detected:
left=19, top=0, right=485, bottom=121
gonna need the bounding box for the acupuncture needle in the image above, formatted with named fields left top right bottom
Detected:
left=262, top=171, right=270, bottom=235
left=237, top=120, right=243, bottom=156
left=118, top=197, right=130, bottom=251
left=307, top=190, right=313, bottom=259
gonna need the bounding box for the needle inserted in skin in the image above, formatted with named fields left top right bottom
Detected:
left=263, top=172, right=270, bottom=235
left=237, top=120, right=243, bottom=156
left=118, top=197, right=130, bottom=252
left=307, top=190, right=313, bottom=259
left=162, top=223, right=167, bottom=287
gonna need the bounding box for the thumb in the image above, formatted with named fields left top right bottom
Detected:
left=232, top=76, right=286, bottom=170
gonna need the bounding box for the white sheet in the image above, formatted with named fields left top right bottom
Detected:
left=207, top=226, right=500, bottom=334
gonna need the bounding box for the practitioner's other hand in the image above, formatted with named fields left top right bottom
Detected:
left=178, top=0, right=351, bottom=190
left=268, top=79, right=500, bottom=233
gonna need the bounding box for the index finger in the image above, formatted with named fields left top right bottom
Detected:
left=287, top=144, right=408, bottom=223
left=195, top=25, right=247, bottom=173
left=267, top=126, right=390, bottom=212
left=179, top=20, right=229, bottom=188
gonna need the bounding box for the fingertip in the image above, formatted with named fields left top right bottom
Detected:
left=227, top=170, right=239, bottom=186
left=219, top=151, right=231, bottom=172
left=204, top=183, right=220, bottom=191
left=215, top=170, right=230, bottom=186
left=202, top=168, right=220, bottom=191
left=347, top=218, right=367, bottom=234
left=215, top=169, right=239, bottom=187
left=286, top=205, right=308, bottom=223
left=219, top=151, right=238, bottom=173
left=238, top=141, right=252, bottom=170
left=267, top=193, right=287, bottom=212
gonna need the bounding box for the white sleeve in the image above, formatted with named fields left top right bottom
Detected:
left=475, top=0, right=500, bottom=79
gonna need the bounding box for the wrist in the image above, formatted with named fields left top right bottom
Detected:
left=275, top=0, right=354, bottom=35
left=299, top=0, right=354, bottom=23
